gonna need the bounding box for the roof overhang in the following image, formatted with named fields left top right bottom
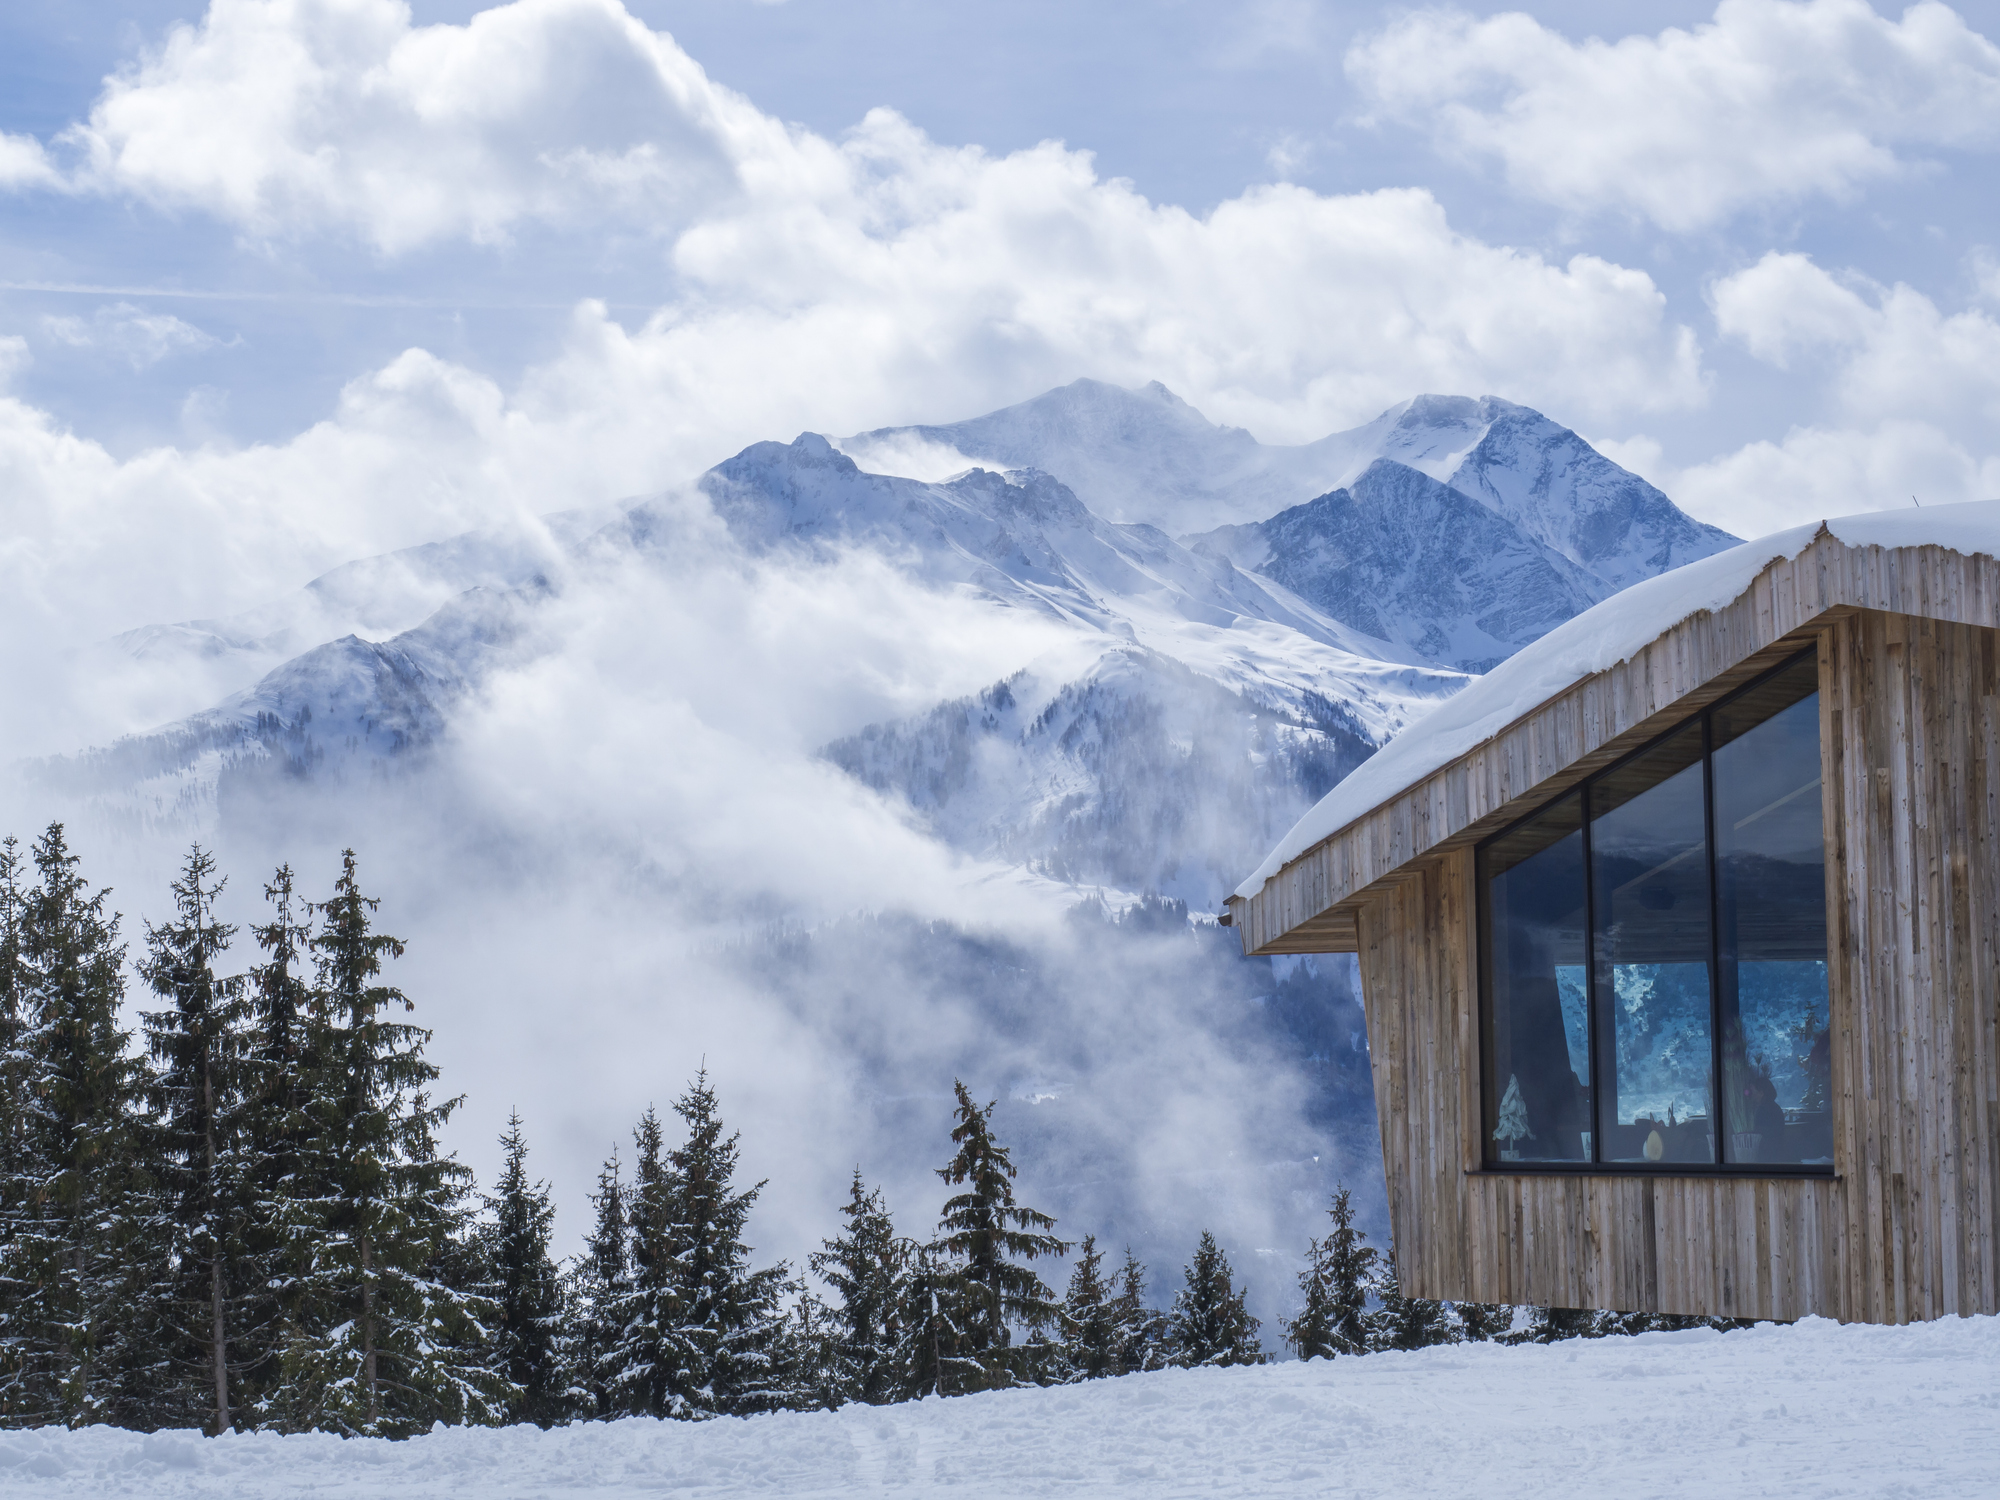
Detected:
left=1226, top=515, right=2000, bottom=956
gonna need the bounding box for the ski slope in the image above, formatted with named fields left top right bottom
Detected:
left=3, top=1314, right=1995, bottom=1498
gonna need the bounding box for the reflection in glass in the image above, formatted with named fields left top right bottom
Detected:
left=1589, top=727, right=1717, bottom=1165
left=1712, top=657, right=1830, bottom=1165
left=1479, top=794, right=1590, bottom=1163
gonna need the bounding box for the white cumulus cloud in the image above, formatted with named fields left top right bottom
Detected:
left=1345, top=0, right=2000, bottom=231
left=1713, top=250, right=2000, bottom=427
left=64, top=0, right=784, bottom=252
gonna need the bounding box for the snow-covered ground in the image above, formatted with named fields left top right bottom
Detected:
left=6, top=1315, right=1996, bottom=1498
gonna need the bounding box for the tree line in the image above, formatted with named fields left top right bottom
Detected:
left=0, top=827, right=1742, bottom=1438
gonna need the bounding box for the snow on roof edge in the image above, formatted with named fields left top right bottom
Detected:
left=1232, top=500, right=2000, bottom=904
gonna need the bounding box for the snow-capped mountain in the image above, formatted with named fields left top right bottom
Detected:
left=34, top=583, right=545, bottom=832
left=700, top=433, right=1457, bottom=722
left=846, top=382, right=1737, bottom=593
left=52, top=380, right=1725, bottom=908
left=822, top=648, right=1377, bottom=904
left=1185, top=459, right=1608, bottom=672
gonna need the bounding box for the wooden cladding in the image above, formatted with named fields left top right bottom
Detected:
left=1235, top=533, right=2000, bottom=958
left=1823, top=610, right=2000, bottom=1322
left=1355, top=607, right=2000, bottom=1322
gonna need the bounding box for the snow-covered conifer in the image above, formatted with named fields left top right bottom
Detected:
left=1056, top=1235, right=1120, bottom=1381
left=808, top=1170, right=905, bottom=1406
left=236, top=864, right=322, bottom=1415
left=139, top=845, right=257, bottom=1434
left=562, top=1149, right=629, bottom=1418
left=600, top=1107, right=686, bottom=1417
left=1165, top=1232, right=1263, bottom=1368
left=1283, top=1185, right=1377, bottom=1359
left=891, top=1241, right=975, bottom=1399
left=478, top=1112, right=566, bottom=1426
left=1367, top=1249, right=1455, bottom=1352
left=660, top=1072, right=793, bottom=1416
left=4, top=824, right=162, bottom=1427
left=931, top=1080, right=1068, bottom=1391
left=1454, top=1302, right=1516, bottom=1342
left=1108, top=1249, right=1167, bottom=1375
left=269, top=850, right=509, bottom=1436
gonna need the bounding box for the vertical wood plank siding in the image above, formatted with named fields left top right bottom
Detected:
left=1348, top=602, right=2000, bottom=1323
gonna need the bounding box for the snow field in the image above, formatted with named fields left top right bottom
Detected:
left=4, top=1313, right=1996, bottom=1498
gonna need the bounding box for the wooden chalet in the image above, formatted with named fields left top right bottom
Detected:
left=1223, top=512, right=2000, bottom=1324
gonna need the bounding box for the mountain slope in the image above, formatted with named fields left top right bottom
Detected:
left=847, top=382, right=1738, bottom=599
left=1186, top=459, right=1609, bottom=672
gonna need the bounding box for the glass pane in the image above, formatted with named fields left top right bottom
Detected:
left=1712, top=655, right=1830, bottom=1166
left=1590, top=727, right=1716, bottom=1164
left=1480, top=793, right=1591, bottom=1163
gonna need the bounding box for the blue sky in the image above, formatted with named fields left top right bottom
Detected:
left=2, top=0, right=1999, bottom=645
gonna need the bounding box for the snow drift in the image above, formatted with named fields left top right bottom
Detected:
left=1, top=1313, right=1994, bottom=1498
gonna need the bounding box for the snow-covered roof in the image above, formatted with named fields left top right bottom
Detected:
left=1234, top=500, right=2000, bottom=902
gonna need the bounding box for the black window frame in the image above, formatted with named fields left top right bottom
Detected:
left=1474, top=646, right=1834, bottom=1179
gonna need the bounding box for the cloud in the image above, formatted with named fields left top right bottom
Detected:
left=0, top=2, right=1706, bottom=429
left=1713, top=250, right=2000, bottom=428
left=1668, top=419, right=2000, bottom=534
left=0, top=132, right=60, bottom=190
left=63, top=0, right=778, bottom=253
left=1345, top=0, right=2000, bottom=231
left=0, top=3, right=1720, bottom=762
left=41, top=302, right=221, bottom=369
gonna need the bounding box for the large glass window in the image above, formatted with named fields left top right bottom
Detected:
left=1477, top=650, right=1830, bottom=1173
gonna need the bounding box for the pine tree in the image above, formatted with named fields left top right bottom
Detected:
left=808, top=1170, right=905, bottom=1406
left=1454, top=1302, right=1515, bottom=1342
left=1283, top=1185, right=1378, bottom=1360
left=1165, top=1231, right=1263, bottom=1368
left=1056, top=1235, right=1120, bottom=1381
left=601, top=1107, right=686, bottom=1418
left=931, top=1080, right=1068, bottom=1391
left=1504, top=1305, right=1604, bottom=1344
left=139, top=845, right=256, bottom=1434
left=0, top=838, right=30, bottom=1412
left=4, top=824, right=160, bottom=1428
left=1108, top=1249, right=1167, bottom=1375
left=661, top=1072, right=793, bottom=1417
left=238, top=863, right=321, bottom=1417
left=891, top=1241, right=975, bottom=1399
left=1368, top=1249, right=1456, bottom=1352
left=479, top=1112, right=566, bottom=1426
left=563, top=1149, right=629, bottom=1419
left=272, top=850, right=509, bottom=1435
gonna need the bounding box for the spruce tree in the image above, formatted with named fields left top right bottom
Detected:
left=891, top=1241, right=975, bottom=1399
left=931, top=1080, right=1068, bottom=1391
left=4, top=824, right=161, bottom=1428
left=1367, top=1249, right=1455, bottom=1352
left=601, top=1107, right=687, bottom=1418
left=1165, top=1232, right=1263, bottom=1368
left=1108, top=1249, right=1166, bottom=1375
left=0, top=838, right=29, bottom=1412
left=238, top=864, right=321, bottom=1416
left=479, top=1112, right=566, bottom=1426
left=272, top=850, right=508, bottom=1435
left=1455, top=1302, right=1515, bottom=1341
left=1504, top=1305, right=1604, bottom=1344
left=1283, top=1186, right=1378, bottom=1360
left=139, top=845, right=256, bottom=1434
left=1056, top=1235, right=1120, bottom=1381
left=563, top=1149, right=630, bottom=1419
left=661, top=1072, right=793, bottom=1417
left=808, top=1170, right=905, bottom=1406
